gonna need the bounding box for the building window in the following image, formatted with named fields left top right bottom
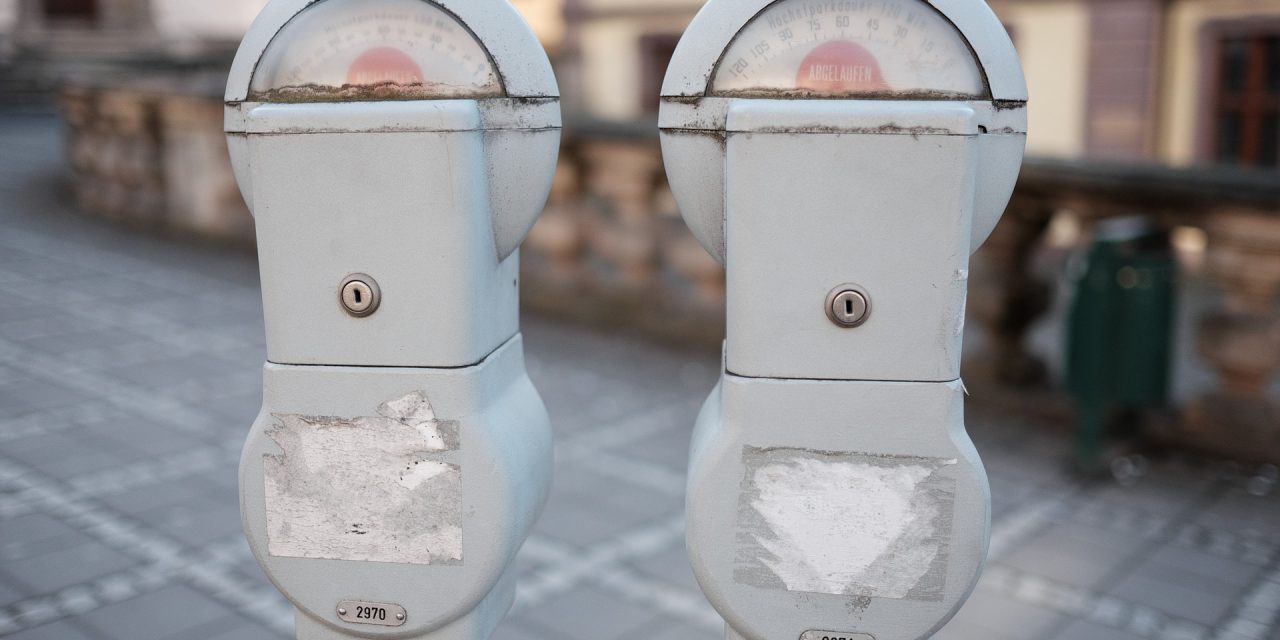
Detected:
left=42, top=0, right=97, bottom=22
left=1214, top=34, right=1280, bottom=168
left=639, top=34, right=681, bottom=114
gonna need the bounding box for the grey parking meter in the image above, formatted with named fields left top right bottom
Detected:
left=224, top=1, right=559, bottom=638
left=660, top=1, right=1026, bottom=639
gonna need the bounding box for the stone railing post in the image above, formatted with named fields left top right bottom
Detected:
left=155, top=92, right=254, bottom=243
left=83, top=87, right=164, bottom=224
left=968, top=196, right=1057, bottom=385
left=580, top=139, right=663, bottom=288
left=1188, top=209, right=1280, bottom=459
left=525, top=155, right=586, bottom=280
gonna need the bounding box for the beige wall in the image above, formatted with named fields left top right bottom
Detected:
left=0, top=0, right=562, bottom=49
left=1161, top=0, right=1280, bottom=166
left=148, top=0, right=564, bottom=51
left=511, top=0, right=565, bottom=50
left=151, top=0, right=266, bottom=40
left=579, top=0, right=700, bottom=11
left=0, top=0, right=16, bottom=34
left=992, top=0, right=1090, bottom=159
left=580, top=18, right=644, bottom=120
left=579, top=13, right=692, bottom=121
left=574, top=0, right=701, bottom=120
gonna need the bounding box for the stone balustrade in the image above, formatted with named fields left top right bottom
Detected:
left=523, top=118, right=724, bottom=344
left=59, top=73, right=252, bottom=244
left=996, top=159, right=1280, bottom=462
left=57, top=78, right=1280, bottom=462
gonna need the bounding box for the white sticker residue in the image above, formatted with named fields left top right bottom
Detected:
left=264, top=391, right=462, bottom=565
left=735, top=447, right=956, bottom=600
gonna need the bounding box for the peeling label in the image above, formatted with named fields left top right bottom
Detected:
left=734, top=447, right=956, bottom=600
left=264, top=392, right=462, bottom=565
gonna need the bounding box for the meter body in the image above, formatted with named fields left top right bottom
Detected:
left=660, top=1, right=1026, bottom=639
left=224, top=1, right=559, bottom=638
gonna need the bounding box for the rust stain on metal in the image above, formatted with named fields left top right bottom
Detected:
left=992, top=99, right=1028, bottom=111
left=661, top=95, right=703, bottom=105
left=747, top=122, right=958, bottom=136
left=250, top=80, right=504, bottom=103
left=659, top=128, right=727, bottom=141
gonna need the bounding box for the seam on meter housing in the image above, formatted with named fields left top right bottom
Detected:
left=263, top=332, right=523, bottom=370
left=728, top=126, right=974, bottom=136
left=734, top=446, right=957, bottom=600
left=263, top=391, right=463, bottom=565
left=246, top=126, right=562, bottom=135
left=724, top=372, right=964, bottom=384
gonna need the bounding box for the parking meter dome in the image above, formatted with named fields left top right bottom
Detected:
left=226, top=0, right=557, bottom=104
left=248, top=0, right=504, bottom=102
left=659, top=0, right=1027, bottom=263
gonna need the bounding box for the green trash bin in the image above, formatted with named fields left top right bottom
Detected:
left=1066, top=217, right=1177, bottom=472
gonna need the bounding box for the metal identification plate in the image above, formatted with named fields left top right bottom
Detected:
left=800, top=632, right=874, bottom=640
left=337, top=601, right=407, bottom=627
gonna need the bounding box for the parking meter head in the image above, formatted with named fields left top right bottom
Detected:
left=223, top=0, right=561, bottom=369
left=225, top=0, right=560, bottom=262
left=659, top=0, right=1027, bottom=264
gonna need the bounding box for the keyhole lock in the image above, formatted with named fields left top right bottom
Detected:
left=340, top=274, right=381, bottom=318
left=826, top=284, right=871, bottom=328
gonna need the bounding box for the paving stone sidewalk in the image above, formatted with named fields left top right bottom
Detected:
left=1, top=112, right=1278, bottom=640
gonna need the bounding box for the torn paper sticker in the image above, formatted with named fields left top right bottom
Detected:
left=734, top=447, right=956, bottom=600
left=264, top=391, right=462, bottom=565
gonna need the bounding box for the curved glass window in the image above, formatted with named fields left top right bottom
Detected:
left=250, top=0, right=502, bottom=102
left=711, top=0, right=987, bottom=99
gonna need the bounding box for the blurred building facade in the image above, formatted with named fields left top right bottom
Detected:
left=12, top=0, right=1275, bottom=167
left=0, top=0, right=562, bottom=53
left=0, top=0, right=251, bottom=103
left=0, top=0, right=561, bottom=100
left=559, top=0, right=1280, bottom=170
left=994, top=0, right=1280, bottom=169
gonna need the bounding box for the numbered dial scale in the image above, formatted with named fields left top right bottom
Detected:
left=250, top=0, right=502, bottom=102
left=712, top=0, right=988, bottom=98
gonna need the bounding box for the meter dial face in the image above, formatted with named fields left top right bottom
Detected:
left=711, top=0, right=986, bottom=99
left=250, top=0, right=502, bottom=102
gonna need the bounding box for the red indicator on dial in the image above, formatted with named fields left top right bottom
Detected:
left=796, top=41, right=888, bottom=94
left=250, top=0, right=504, bottom=101
left=710, top=0, right=985, bottom=98
left=346, top=47, right=425, bottom=87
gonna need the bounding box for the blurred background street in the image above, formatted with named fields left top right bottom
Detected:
left=2, top=0, right=1280, bottom=638
left=1, top=112, right=1278, bottom=640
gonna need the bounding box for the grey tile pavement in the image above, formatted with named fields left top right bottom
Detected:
left=1, top=111, right=1279, bottom=640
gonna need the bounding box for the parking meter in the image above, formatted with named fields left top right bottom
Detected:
left=224, top=1, right=559, bottom=638
left=660, top=1, right=1026, bottom=639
